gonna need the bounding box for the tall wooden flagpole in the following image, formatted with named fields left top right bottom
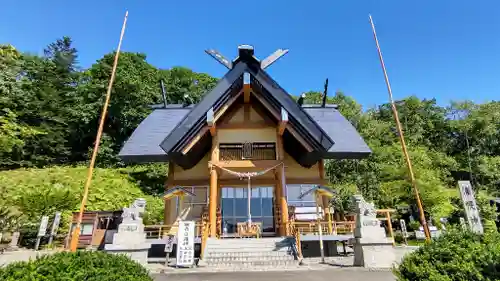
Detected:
left=368, top=15, right=431, bottom=241
left=70, top=11, right=129, bottom=252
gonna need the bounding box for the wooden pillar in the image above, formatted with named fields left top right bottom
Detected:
left=275, top=131, right=289, bottom=236
left=319, top=160, right=333, bottom=234
left=164, top=200, right=171, bottom=225
left=277, top=165, right=289, bottom=236
left=164, top=161, right=175, bottom=225
left=386, top=211, right=395, bottom=246
left=209, top=134, right=219, bottom=237
left=209, top=167, right=218, bottom=237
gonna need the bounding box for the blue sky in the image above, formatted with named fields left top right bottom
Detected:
left=1, top=0, right=499, bottom=109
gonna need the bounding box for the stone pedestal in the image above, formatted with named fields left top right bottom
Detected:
left=352, top=195, right=396, bottom=269
left=104, top=199, right=151, bottom=265
left=8, top=232, right=20, bottom=250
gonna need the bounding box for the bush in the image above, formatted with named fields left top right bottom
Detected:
left=394, top=231, right=405, bottom=244
left=0, top=166, right=164, bottom=233
left=408, top=220, right=420, bottom=232
left=394, top=228, right=500, bottom=281
left=0, top=251, right=153, bottom=281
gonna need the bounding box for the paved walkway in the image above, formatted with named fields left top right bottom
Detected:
left=152, top=268, right=395, bottom=281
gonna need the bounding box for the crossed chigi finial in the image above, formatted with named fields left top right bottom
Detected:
left=205, top=45, right=289, bottom=70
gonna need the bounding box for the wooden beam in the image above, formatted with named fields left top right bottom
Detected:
left=209, top=134, right=219, bottom=237
left=218, top=121, right=273, bottom=130
left=182, top=126, right=209, bottom=155
left=170, top=177, right=327, bottom=187
left=207, top=107, right=216, bottom=136
left=251, top=92, right=280, bottom=120
left=213, top=90, right=243, bottom=123
left=279, top=107, right=288, bottom=135
left=165, top=161, right=175, bottom=225
left=277, top=164, right=289, bottom=235
left=319, top=159, right=333, bottom=234
left=252, top=92, right=313, bottom=152
left=214, top=160, right=281, bottom=169
left=212, top=134, right=219, bottom=162
left=243, top=84, right=251, bottom=103
left=244, top=104, right=250, bottom=122
left=285, top=124, right=314, bottom=152
left=220, top=103, right=244, bottom=125
left=251, top=101, right=277, bottom=125
left=318, top=159, right=325, bottom=180
left=276, top=128, right=284, bottom=160
left=166, top=161, right=175, bottom=188
left=275, top=127, right=288, bottom=235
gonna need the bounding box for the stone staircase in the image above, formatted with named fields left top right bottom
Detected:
left=202, top=237, right=300, bottom=269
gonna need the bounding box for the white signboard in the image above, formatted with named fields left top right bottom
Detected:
left=400, top=219, right=408, bottom=238
left=164, top=235, right=174, bottom=253
left=458, top=181, right=484, bottom=234
left=38, top=216, right=49, bottom=237
left=51, top=212, right=62, bottom=235
left=176, top=221, right=195, bottom=267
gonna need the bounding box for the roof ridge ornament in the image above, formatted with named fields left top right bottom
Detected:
left=204, top=45, right=289, bottom=70
left=205, top=49, right=233, bottom=69
left=261, top=48, right=289, bottom=70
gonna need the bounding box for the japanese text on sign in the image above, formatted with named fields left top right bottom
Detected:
left=176, top=221, right=195, bottom=267
left=458, top=181, right=483, bottom=234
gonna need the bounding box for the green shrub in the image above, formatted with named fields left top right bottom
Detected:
left=394, top=228, right=500, bottom=281
left=394, top=231, right=405, bottom=244
left=0, top=251, right=153, bottom=281
left=0, top=166, right=164, bottom=233
left=408, top=220, right=420, bottom=232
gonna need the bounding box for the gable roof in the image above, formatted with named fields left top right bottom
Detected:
left=119, top=107, right=190, bottom=162
left=303, top=105, right=371, bottom=158
left=159, top=60, right=334, bottom=155
left=119, top=45, right=371, bottom=167
left=118, top=104, right=371, bottom=163
left=159, top=62, right=247, bottom=154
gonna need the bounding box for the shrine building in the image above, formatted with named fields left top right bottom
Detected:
left=119, top=45, right=371, bottom=239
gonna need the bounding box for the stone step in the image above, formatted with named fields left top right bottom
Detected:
left=205, top=250, right=294, bottom=260
left=206, top=259, right=299, bottom=268
left=206, top=256, right=294, bottom=263
left=206, top=238, right=290, bottom=244
left=203, top=237, right=298, bottom=268
left=206, top=239, right=293, bottom=249
left=206, top=246, right=291, bottom=252
left=207, top=251, right=292, bottom=258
